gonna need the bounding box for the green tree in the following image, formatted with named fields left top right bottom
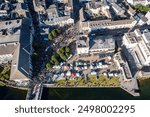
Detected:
left=48, top=33, right=53, bottom=40
left=51, top=30, right=58, bottom=37
left=3, top=74, right=9, bottom=80
left=59, top=53, right=67, bottom=61
left=50, top=59, right=54, bottom=64
left=57, top=49, right=61, bottom=55
left=65, top=47, right=70, bottom=53
left=134, top=5, right=150, bottom=13
left=65, top=52, right=70, bottom=58
left=51, top=55, right=57, bottom=61
left=51, top=55, right=59, bottom=65
left=59, top=47, right=65, bottom=53
left=46, top=62, right=53, bottom=70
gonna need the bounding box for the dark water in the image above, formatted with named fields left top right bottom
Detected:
left=42, top=88, right=136, bottom=100
left=0, top=79, right=150, bottom=100
left=0, top=87, right=27, bottom=100
left=41, top=79, right=150, bottom=100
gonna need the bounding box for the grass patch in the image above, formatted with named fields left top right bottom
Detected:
left=55, top=79, right=67, bottom=87
left=54, top=76, right=120, bottom=87
left=0, top=81, right=5, bottom=87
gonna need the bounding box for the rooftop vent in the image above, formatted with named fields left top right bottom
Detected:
left=2, top=29, right=8, bottom=35
left=5, top=22, right=8, bottom=25
left=17, top=19, right=20, bottom=23
left=9, top=21, right=12, bottom=24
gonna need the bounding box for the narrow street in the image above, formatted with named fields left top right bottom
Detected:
left=26, top=0, right=46, bottom=100
left=27, top=0, right=48, bottom=81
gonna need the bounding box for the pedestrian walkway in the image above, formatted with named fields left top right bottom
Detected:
left=119, top=77, right=140, bottom=97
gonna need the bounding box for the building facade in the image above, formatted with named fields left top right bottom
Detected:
left=123, top=29, right=150, bottom=77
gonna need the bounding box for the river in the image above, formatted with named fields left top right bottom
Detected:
left=0, top=79, right=150, bottom=100
left=0, top=87, right=27, bottom=100
left=41, top=79, right=150, bottom=100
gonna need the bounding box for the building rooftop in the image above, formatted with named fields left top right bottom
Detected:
left=111, top=3, right=125, bottom=15
left=82, top=19, right=134, bottom=29
left=33, top=0, right=45, bottom=12
left=123, top=28, right=150, bottom=75
left=45, top=15, right=72, bottom=25
left=86, top=1, right=102, bottom=9
left=0, top=43, right=18, bottom=55
left=76, top=35, right=89, bottom=48
left=124, top=29, right=145, bottom=45
left=0, top=19, right=22, bottom=30
left=142, top=30, right=150, bottom=44
left=46, top=4, right=58, bottom=18
left=0, top=19, right=22, bottom=44
left=90, top=35, right=115, bottom=51
left=13, top=2, right=28, bottom=11
left=17, top=18, right=32, bottom=80
left=0, top=18, right=32, bottom=81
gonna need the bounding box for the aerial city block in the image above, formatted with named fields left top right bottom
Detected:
left=0, top=0, right=150, bottom=100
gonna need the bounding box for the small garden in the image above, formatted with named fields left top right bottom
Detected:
left=0, top=65, right=11, bottom=86
left=55, top=75, right=120, bottom=87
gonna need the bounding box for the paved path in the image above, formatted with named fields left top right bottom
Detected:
left=120, top=78, right=140, bottom=97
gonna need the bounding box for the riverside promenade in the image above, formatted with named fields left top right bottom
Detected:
left=25, top=80, right=140, bottom=100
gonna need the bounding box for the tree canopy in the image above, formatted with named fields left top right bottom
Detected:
left=134, top=5, right=150, bottom=13
left=0, top=67, right=10, bottom=80
left=59, top=53, right=67, bottom=61
left=48, top=29, right=60, bottom=40
left=51, top=55, right=59, bottom=65
left=57, top=47, right=71, bottom=61
left=46, top=63, right=53, bottom=70
left=65, top=47, right=70, bottom=53
left=51, top=30, right=58, bottom=37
